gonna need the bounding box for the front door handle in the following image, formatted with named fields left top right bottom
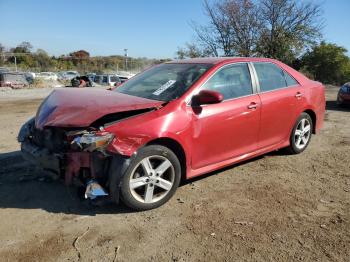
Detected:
left=247, top=102, right=257, bottom=110
left=295, top=92, right=302, bottom=99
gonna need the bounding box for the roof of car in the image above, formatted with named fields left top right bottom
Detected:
left=168, top=57, right=280, bottom=65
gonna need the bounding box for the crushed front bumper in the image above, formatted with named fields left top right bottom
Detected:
left=21, top=139, right=108, bottom=186
left=21, top=140, right=61, bottom=175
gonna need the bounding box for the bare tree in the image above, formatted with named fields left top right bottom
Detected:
left=191, top=0, right=233, bottom=56
left=183, top=0, right=323, bottom=63
left=223, top=0, right=263, bottom=56
left=176, top=42, right=213, bottom=59
left=191, top=0, right=263, bottom=57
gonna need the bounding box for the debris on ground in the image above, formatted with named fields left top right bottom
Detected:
left=177, top=198, right=185, bottom=204
left=113, top=245, right=120, bottom=262
left=73, top=227, right=90, bottom=260
left=234, top=221, right=254, bottom=226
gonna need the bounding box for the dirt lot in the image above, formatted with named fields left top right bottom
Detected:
left=0, top=87, right=349, bottom=262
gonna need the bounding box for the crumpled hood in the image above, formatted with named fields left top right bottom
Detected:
left=35, top=88, right=163, bottom=129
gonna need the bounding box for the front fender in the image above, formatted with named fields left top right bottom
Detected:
left=108, top=154, right=132, bottom=204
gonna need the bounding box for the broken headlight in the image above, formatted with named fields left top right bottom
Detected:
left=71, top=132, right=114, bottom=152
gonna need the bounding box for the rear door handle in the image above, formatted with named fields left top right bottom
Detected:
left=247, top=102, right=257, bottom=109
left=295, top=92, right=302, bottom=99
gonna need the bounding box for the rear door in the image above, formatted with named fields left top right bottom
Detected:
left=252, top=62, right=303, bottom=149
left=190, top=63, right=261, bottom=169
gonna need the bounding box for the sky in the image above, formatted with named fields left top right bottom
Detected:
left=0, top=0, right=349, bottom=59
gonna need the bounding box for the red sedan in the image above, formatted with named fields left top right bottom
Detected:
left=337, top=82, right=350, bottom=106
left=18, top=57, right=325, bottom=210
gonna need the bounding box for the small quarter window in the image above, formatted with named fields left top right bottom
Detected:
left=284, top=71, right=299, bottom=86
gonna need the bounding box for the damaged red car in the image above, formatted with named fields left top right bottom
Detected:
left=337, top=82, right=350, bottom=106
left=18, top=58, right=325, bottom=211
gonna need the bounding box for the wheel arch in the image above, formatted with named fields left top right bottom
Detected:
left=146, top=137, right=187, bottom=181
left=303, top=109, right=317, bottom=134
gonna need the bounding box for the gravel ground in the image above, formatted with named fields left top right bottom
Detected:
left=0, top=87, right=55, bottom=102
left=0, top=87, right=349, bottom=261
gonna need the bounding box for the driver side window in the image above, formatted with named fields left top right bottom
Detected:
left=202, top=63, right=253, bottom=100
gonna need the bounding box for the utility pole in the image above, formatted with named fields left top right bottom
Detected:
left=14, top=56, right=17, bottom=72
left=124, top=49, right=128, bottom=71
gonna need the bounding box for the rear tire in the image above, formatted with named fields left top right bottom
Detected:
left=118, top=145, right=181, bottom=211
left=337, top=95, right=343, bottom=106
left=286, top=113, right=313, bottom=154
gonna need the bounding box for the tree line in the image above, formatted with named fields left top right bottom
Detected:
left=1, top=0, right=350, bottom=85
left=0, top=41, right=169, bottom=74
left=176, top=0, right=350, bottom=85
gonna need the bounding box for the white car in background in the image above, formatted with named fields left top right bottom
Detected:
left=94, top=74, right=121, bottom=87
left=36, top=72, right=58, bottom=81
left=116, top=71, right=136, bottom=82
left=59, top=71, right=80, bottom=80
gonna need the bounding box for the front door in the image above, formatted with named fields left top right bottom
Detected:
left=190, top=63, right=261, bottom=170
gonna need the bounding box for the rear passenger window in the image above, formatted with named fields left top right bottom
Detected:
left=284, top=71, right=299, bottom=86
left=254, top=63, right=287, bottom=92
left=202, top=63, right=253, bottom=100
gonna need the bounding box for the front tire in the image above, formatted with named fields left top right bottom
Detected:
left=286, top=113, right=313, bottom=154
left=118, top=145, right=181, bottom=211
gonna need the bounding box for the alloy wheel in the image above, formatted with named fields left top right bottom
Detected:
left=129, top=155, right=175, bottom=204
left=294, top=118, right=311, bottom=150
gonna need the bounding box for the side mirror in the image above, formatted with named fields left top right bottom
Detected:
left=192, top=90, right=224, bottom=106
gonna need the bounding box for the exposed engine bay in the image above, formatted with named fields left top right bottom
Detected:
left=17, top=88, right=162, bottom=202
left=18, top=118, right=115, bottom=200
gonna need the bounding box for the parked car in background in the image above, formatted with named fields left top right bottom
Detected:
left=25, top=72, right=36, bottom=84
left=94, top=74, right=121, bottom=87
left=71, top=75, right=93, bottom=87
left=58, top=71, right=80, bottom=81
left=0, top=72, right=29, bottom=88
left=337, top=82, right=350, bottom=106
left=18, top=57, right=325, bottom=211
left=117, top=71, right=135, bottom=83
left=36, top=72, right=58, bottom=81
left=0, top=67, right=10, bottom=74
left=86, top=73, right=96, bottom=82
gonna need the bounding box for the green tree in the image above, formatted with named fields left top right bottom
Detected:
left=11, top=41, right=33, bottom=53
left=8, top=41, right=34, bottom=69
left=301, top=42, right=350, bottom=85
left=257, top=0, right=323, bottom=64
left=33, top=49, right=54, bottom=71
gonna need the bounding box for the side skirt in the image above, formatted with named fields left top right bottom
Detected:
left=188, top=140, right=290, bottom=179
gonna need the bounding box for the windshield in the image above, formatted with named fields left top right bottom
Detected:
left=115, top=63, right=213, bottom=101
